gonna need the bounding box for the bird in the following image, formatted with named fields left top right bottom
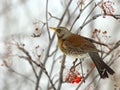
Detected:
left=50, top=26, right=115, bottom=79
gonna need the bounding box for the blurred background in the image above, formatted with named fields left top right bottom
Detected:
left=0, top=0, right=120, bottom=90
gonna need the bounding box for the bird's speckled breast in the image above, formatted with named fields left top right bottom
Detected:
left=58, top=39, right=88, bottom=59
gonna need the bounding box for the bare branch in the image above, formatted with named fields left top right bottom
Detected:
left=70, top=0, right=94, bottom=31
left=46, top=0, right=51, bottom=41
left=48, top=12, right=60, bottom=20
left=17, top=44, right=56, bottom=90
left=103, top=40, right=120, bottom=59
left=17, top=44, right=38, bottom=79
left=58, top=0, right=73, bottom=26
left=57, top=55, right=66, bottom=90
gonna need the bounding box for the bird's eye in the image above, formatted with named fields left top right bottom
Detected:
left=57, top=29, right=61, bottom=33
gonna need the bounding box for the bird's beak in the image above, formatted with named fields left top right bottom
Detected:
left=50, top=27, right=57, bottom=31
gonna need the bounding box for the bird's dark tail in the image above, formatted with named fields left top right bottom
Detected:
left=89, top=52, right=115, bottom=78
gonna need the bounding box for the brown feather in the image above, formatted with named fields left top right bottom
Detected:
left=64, top=34, right=99, bottom=53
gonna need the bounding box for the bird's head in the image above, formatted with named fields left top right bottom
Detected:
left=50, top=27, right=71, bottom=39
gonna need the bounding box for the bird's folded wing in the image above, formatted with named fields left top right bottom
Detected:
left=63, top=34, right=99, bottom=53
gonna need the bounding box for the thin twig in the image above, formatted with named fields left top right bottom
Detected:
left=103, top=40, right=120, bottom=59
left=79, top=14, right=120, bottom=30
left=17, top=44, right=38, bottom=79
left=84, top=74, right=99, bottom=90
left=36, top=33, right=56, bottom=90
left=48, top=12, right=60, bottom=20
left=35, top=63, right=56, bottom=90
left=57, top=55, right=66, bottom=90
left=4, top=63, right=39, bottom=88
left=47, top=51, right=58, bottom=89
left=17, top=44, right=56, bottom=90
left=58, top=0, right=73, bottom=26
left=77, top=1, right=103, bottom=32
left=82, top=3, right=97, bottom=26
left=80, top=59, right=85, bottom=83
left=49, top=46, right=58, bottom=57
left=70, top=0, right=94, bottom=31
left=46, top=0, right=51, bottom=41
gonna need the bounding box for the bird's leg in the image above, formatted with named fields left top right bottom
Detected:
left=70, top=58, right=78, bottom=72
left=80, top=59, right=85, bottom=83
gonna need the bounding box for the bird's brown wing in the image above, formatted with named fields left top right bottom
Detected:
left=63, top=34, right=99, bottom=53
